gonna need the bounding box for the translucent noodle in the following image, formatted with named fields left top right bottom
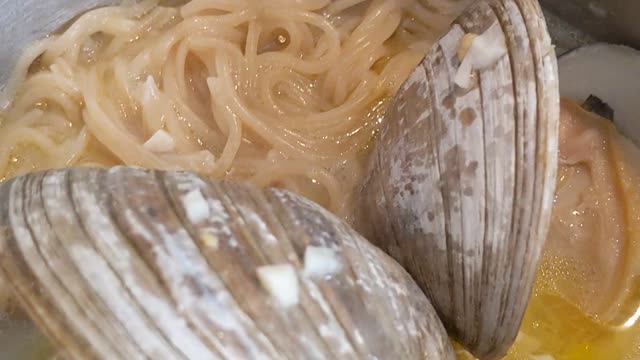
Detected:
left=0, top=0, right=443, bottom=215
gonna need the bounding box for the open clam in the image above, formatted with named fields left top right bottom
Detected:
left=0, top=166, right=454, bottom=359
left=355, top=0, right=559, bottom=358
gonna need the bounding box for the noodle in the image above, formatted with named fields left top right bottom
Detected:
left=0, top=0, right=441, bottom=214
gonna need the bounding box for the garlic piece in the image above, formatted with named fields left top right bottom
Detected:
left=143, top=75, right=160, bottom=103
left=199, top=230, right=219, bottom=249
left=143, top=129, right=175, bottom=153
left=455, top=22, right=507, bottom=88
left=256, top=264, right=299, bottom=308
left=457, top=33, right=478, bottom=61
left=303, top=246, right=341, bottom=279
left=182, top=189, right=210, bottom=224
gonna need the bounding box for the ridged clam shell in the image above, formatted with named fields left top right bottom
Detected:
left=0, top=166, right=454, bottom=360
left=355, top=0, right=559, bottom=358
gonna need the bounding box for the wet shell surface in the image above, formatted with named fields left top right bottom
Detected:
left=356, top=0, right=560, bottom=358
left=0, top=166, right=454, bottom=360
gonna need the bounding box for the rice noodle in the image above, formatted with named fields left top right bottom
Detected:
left=0, top=0, right=455, bottom=215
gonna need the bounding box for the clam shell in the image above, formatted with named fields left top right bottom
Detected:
left=0, top=166, right=454, bottom=359
left=355, top=0, right=559, bottom=358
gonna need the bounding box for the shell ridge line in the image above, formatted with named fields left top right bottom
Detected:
left=510, top=0, right=559, bottom=332
left=473, top=61, right=489, bottom=346
left=106, top=167, right=247, bottom=359
left=36, top=170, right=140, bottom=358
left=502, top=0, right=542, bottom=339
left=185, top=183, right=296, bottom=359
left=158, top=172, right=284, bottom=360
left=458, top=25, right=490, bottom=343
left=270, top=188, right=388, bottom=358
left=476, top=50, right=513, bottom=349
left=346, top=224, right=423, bottom=357
left=468, top=3, right=514, bottom=346
left=402, top=47, right=448, bottom=315
left=267, top=188, right=368, bottom=358
left=396, top=60, right=446, bottom=299
left=484, top=0, right=524, bottom=338
left=458, top=1, right=506, bottom=346
left=0, top=175, right=94, bottom=359
left=72, top=169, right=202, bottom=360
left=426, top=42, right=458, bottom=329
left=493, top=0, right=538, bottom=338
left=155, top=173, right=277, bottom=360
left=47, top=169, right=167, bottom=359
left=21, top=171, right=126, bottom=357
left=504, top=0, right=544, bottom=342
left=242, top=187, right=350, bottom=359
left=213, top=183, right=315, bottom=359
left=438, top=28, right=475, bottom=336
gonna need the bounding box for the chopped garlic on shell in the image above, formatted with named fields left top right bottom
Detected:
left=455, top=22, right=507, bottom=88
left=182, top=189, right=210, bottom=224
left=256, top=264, right=299, bottom=307
left=304, top=246, right=341, bottom=278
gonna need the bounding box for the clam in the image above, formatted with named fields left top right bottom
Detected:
left=0, top=166, right=454, bottom=359
left=355, top=0, right=559, bottom=358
